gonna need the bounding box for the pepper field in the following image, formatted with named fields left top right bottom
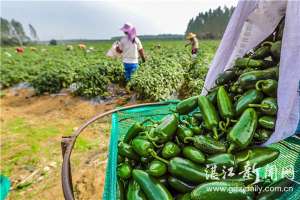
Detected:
left=0, top=40, right=219, bottom=199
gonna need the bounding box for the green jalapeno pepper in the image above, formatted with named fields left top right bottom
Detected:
left=253, top=129, right=273, bottom=144
left=182, top=146, right=206, bottom=164
left=217, top=86, right=234, bottom=129
left=198, top=96, right=220, bottom=140
left=251, top=45, right=271, bottom=59
left=189, top=126, right=202, bottom=135
left=191, top=181, right=254, bottom=200
left=270, top=41, right=281, bottom=60
left=162, top=141, right=181, bottom=159
left=215, top=69, right=237, bottom=86
left=235, top=89, right=264, bottom=116
left=150, top=114, right=178, bottom=144
left=146, top=160, right=167, bottom=177
left=176, top=96, right=199, bottom=115
left=235, top=147, right=280, bottom=171
left=206, top=153, right=236, bottom=169
left=186, top=116, right=202, bottom=134
left=258, top=116, right=275, bottom=130
left=123, top=119, right=153, bottom=143
left=237, top=67, right=279, bottom=89
left=227, top=108, right=257, bottom=153
left=117, top=163, right=132, bottom=179
left=235, top=57, right=265, bottom=69
left=249, top=97, right=277, bottom=115
left=255, top=79, right=278, bottom=97
left=168, top=176, right=196, bottom=193
left=132, top=138, right=154, bottom=157
left=118, top=142, right=139, bottom=160
left=184, top=135, right=226, bottom=154
left=132, top=169, right=173, bottom=200
left=127, top=180, right=147, bottom=200
left=177, top=125, right=194, bottom=142
left=230, top=83, right=244, bottom=94
left=167, top=157, right=221, bottom=184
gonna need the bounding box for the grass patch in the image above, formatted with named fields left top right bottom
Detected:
left=74, top=137, right=99, bottom=151
left=1, top=117, right=73, bottom=176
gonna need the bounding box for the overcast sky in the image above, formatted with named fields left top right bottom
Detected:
left=2, top=0, right=237, bottom=40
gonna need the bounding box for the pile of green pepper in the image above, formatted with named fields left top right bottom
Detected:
left=116, top=25, right=283, bottom=200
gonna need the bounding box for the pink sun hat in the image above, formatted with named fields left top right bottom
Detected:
left=120, top=22, right=136, bottom=42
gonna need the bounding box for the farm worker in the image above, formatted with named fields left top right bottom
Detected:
left=116, top=22, right=146, bottom=81
left=185, top=32, right=199, bottom=59
left=16, top=47, right=24, bottom=53
left=78, top=44, right=86, bottom=49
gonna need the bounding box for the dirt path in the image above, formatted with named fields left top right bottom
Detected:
left=0, top=88, right=133, bottom=199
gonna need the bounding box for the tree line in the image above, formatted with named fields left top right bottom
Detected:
left=1, top=17, right=39, bottom=46
left=185, top=6, right=235, bottom=39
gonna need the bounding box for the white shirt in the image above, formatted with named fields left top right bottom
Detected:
left=119, top=36, right=143, bottom=63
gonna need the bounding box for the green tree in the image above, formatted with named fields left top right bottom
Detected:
left=185, top=6, right=235, bottom=39
left=1, top=18, right=10, bottom=36
left=1, top=17, right=32, bottom=46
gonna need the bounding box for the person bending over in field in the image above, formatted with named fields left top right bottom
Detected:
left=185, top=32, right=199, bottom=60
left=116, top=23, right=146, bottom=81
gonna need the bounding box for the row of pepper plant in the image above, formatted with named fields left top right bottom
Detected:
left=0, top=40, right=218, bottom=100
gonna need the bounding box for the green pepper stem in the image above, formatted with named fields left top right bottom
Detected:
left=219, top=121, right=227, bottom=133
left=151, top=141, right=163, bottom=148
left=225, top=118, right=230, bottom=127
left=146, top=132, right=158, bottom=142
left=148, top=149, right=169, bottom=165
left=183, top=137, right=194, bottom=144
left=212, top=127, right=219, bottom=140
left=234, top=95, right=242, bottom=101
left=248, top=103, right=270, bottom=109
left=255, top=80, right=264, bottom=91
left=175, top=136, right=181, bottom=146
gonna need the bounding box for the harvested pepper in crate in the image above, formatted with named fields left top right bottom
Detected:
left=132, top=169, right=173, bottom=200
left=184, top=135, right=226, bottom=154
left=198, top=96, right=220, bottom=140
left=167, top=176, right=196, bottom=193
left=146, top=160, right=167, bottom=177
left=182, top=146, right=206, bottom=164
left=227, top=108, right=258, bottom=153
left=255, top=79, right=278, bottom=97
left=258, top=116, right=276, bottom=130
left=249, top=97, right=278, bottom=115
left=176, top=96, right=198, bottom=115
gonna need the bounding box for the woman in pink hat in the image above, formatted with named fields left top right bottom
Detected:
left=116, top=23, right=146, bottom=81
